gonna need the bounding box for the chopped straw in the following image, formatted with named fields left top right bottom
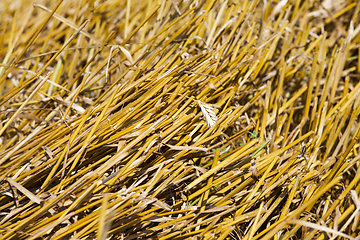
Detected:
left=0, top=0, right=360, bottom=239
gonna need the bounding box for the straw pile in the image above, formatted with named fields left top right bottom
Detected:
left=0, top=0, right=360, bottom=239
